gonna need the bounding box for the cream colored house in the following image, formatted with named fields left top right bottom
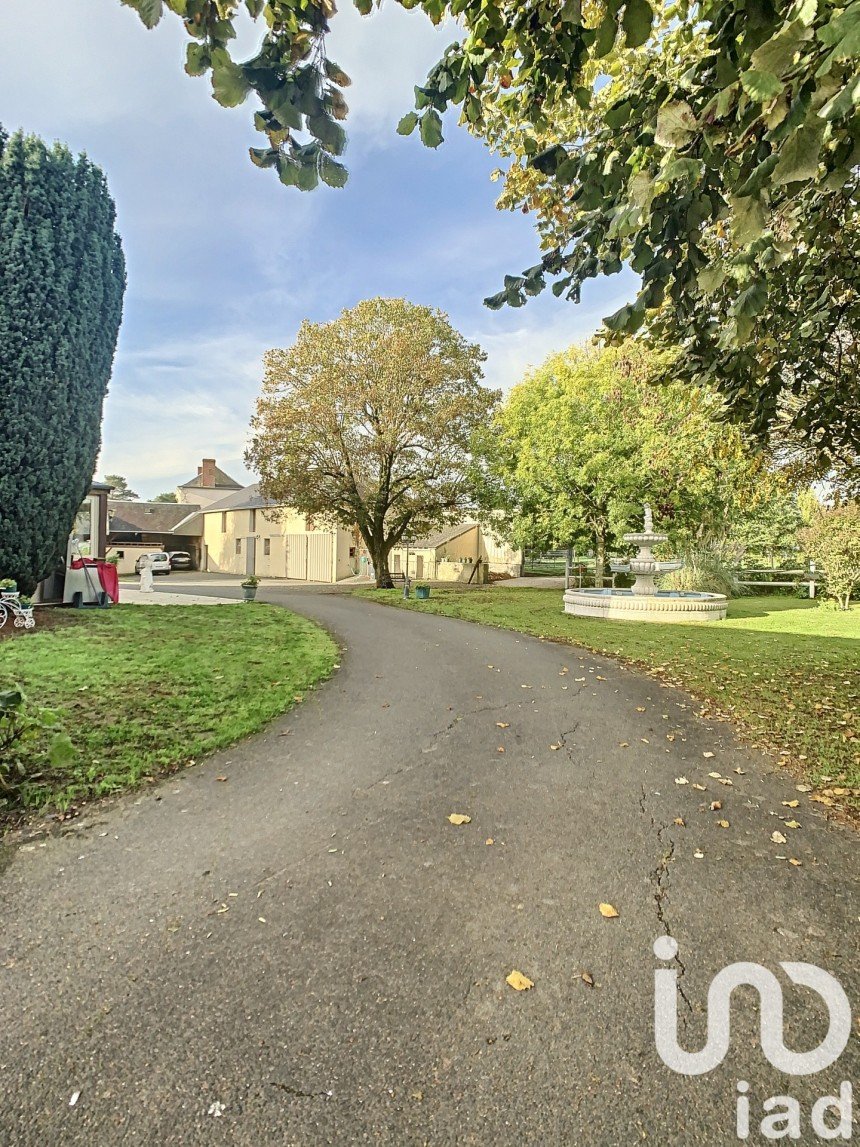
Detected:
left=176, top=458, right=243, bottom=510
left=389, top=522, right=522, bottom=583
left=179, top=484, right=361, bottom=582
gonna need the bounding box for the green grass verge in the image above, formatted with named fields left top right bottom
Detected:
left=355, top=588, right=859, bottom=805
left=0, top=603, right=337, bottom=813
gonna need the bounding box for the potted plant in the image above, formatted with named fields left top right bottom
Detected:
left=241, top=575, right=260, bottom=602
left=414, top=582, right=431, bottom=601
left=0, top=578, right=19, bottom=599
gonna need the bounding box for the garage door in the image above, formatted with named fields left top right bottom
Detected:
left=285, top=534, right=308, bottom=580
left=307, top=534, right=333, bottom=582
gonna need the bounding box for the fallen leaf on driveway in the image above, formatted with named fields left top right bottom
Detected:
left=216, top=776, right=228, bottom=783
left=771, top=831, right=787, bottom=844
left=796, top=784, right=812, bottom=792
left=710, top=801, right=722, bottom=811
left=789, top=858, right=802, bottom=867
left=810, top=794, right=835, bottom=806
left=694, top=849, right=704, bottom=859
left=782, top=800, right=800, bottom=808
left=619, top=742, right=629, bottom=748
left=599, top=903, right=619, bottom=918
left=785, top=820, right=801, bottom=829
left=497, top=746, right=505, bottom=754
left=550, top=743, right=562, bottom=751
left=448, top=814, right=472, bottom=825
left=496, top=722, right=510, bottom=729
left=703, top=752, right=715, bottom=759
left=506, top=970, right=534, bottom=991
left=675, top=777, right=689, bottom=786
left=581, top=971, right=595, bottom=987
left=596, top=675, right=606, bottom=681
left=708, top=771, right=722, bottom=779
left=692, top=783, right=707, bottom=791
left=636, top=706, right=646, bottom=712
left=718, top=778, right=734, bottom=786
left=486, top=838, right=494, bottom=846
left=674, top=817, right=685, bottom=827
left=717, top=820, right=730, bottom=829
left=734, top=768, right=746, bottom=775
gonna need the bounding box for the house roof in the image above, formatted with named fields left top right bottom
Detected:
left=169, top=483, right=277, bottom=533
left=178, top=464, right=242, bottom=490
left=196, top=483, right=276, bottom=513
left=108, top=500, right=204, bottom=536
left=400, top=523, right=477, bottom=551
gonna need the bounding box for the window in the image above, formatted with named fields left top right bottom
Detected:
left=264, top=538, right=271, bottom=557
left=250, top=509, right=257, bottom=532
left=221, top=512, right=227, bottom=533
left=235, top=538, right=242, bottom=556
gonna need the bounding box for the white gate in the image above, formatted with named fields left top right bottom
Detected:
left=307, top=533, right=333, bottom=582
left=285, top=534, right=308, bottom=580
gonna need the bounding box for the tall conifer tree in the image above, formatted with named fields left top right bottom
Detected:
left=0, top=128, right=125, bottom=592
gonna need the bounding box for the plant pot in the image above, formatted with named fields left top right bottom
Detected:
left=415, top=586, right=430, bottom=600
left=242, top=586, right=258, bottom=602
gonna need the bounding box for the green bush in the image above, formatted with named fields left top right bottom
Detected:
left=658, top=551, right=746, bottom=597
left=0, top=686, right=74, bottom=807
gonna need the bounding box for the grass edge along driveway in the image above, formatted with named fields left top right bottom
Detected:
left=354, top=588, right=859, bottom=814
left=0, top=603, right=337, bottom=816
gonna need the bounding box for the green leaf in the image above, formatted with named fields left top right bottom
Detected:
left=210, top=48, right=251, bottom=108
left=750, top=22, right=810, bottom=76
left=734, top=152, right=780, bottom=197
left=419, top=109, right=444, bottom=148
left=308, top=112, right=347, bottom=156
left=245, top=0, right=266, bottom=15
left=818, top=75, right=860, bottom=120
left=122, top=0, right=164, bottom=30
left=319, top=154, right=349, bottom=188
left=354, top=0, right=373, bottom=13
left=49, top=733, right=75, bottom=769
left=397, top=112, right=419, bottom=136
left=740, top=69, right=784, bottom=102
left=594, top=12, right=618, bottom=58
left=654, top=101, right=696, bottom=148
left=622, top=0, right=653, bottom=49
left=185, top=42, right=210, bottom=78
left=730, top=194, right=766, bottom=244
left=325, top=59, right=352, bottom=88
left=603, top=300, right=644, bottom=332
left=772, top=119, right=825, bottom=183
left=249, top=147, right=280, bottom=169
left=733, top=280, right=768, bottom=317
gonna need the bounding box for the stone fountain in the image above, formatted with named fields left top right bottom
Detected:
left=563, top=504, right=727, bottom=622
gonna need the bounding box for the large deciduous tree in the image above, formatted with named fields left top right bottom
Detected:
left=104, top=474, right=140, bottom=500
left=0, top=129, right=125, bottom=593
left=247, top=297, right=494, bottom=587
left=473, top=343, right=779, bottom=580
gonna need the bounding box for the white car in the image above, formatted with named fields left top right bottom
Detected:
left=135, top=552, right=171, bottom=575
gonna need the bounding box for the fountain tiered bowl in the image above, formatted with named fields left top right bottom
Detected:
left=563, top=506, right=727, bottom=623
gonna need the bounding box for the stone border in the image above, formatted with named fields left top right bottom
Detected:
left=563, top=589, right=727, bottom=623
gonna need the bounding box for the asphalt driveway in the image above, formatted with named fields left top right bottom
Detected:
left=1, top=589, right=857, bottom=1144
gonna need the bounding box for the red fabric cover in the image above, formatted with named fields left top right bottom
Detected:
left=70, top=558, right=119, bottom=603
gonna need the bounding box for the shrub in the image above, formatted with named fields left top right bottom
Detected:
left=0, top=686, right=74, bottom=806
left=658, top=551, right=746, bottom=597
left=800, top=503, right=860, bottom=610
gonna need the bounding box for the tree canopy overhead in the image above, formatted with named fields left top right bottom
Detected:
left=118, top=0, right=859, bottom=465
left=246, top=297, right=495, bottom=587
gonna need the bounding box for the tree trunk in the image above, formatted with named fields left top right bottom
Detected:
left=594, top=529, right=606, bottom=588
left=370, top=540, right=394, bottom=589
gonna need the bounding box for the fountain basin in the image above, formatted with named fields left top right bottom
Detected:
left=563, top=587, right=727, bottom=623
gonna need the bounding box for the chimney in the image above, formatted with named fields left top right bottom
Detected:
left=201, top=458, right=217, bottom=488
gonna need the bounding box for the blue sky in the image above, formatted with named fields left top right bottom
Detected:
left=0, top=0, right=637, bottom=498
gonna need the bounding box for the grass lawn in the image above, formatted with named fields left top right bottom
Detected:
left=0, top=603, right=337, bottom=816
left=356, top=588, right=859, bottom=808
